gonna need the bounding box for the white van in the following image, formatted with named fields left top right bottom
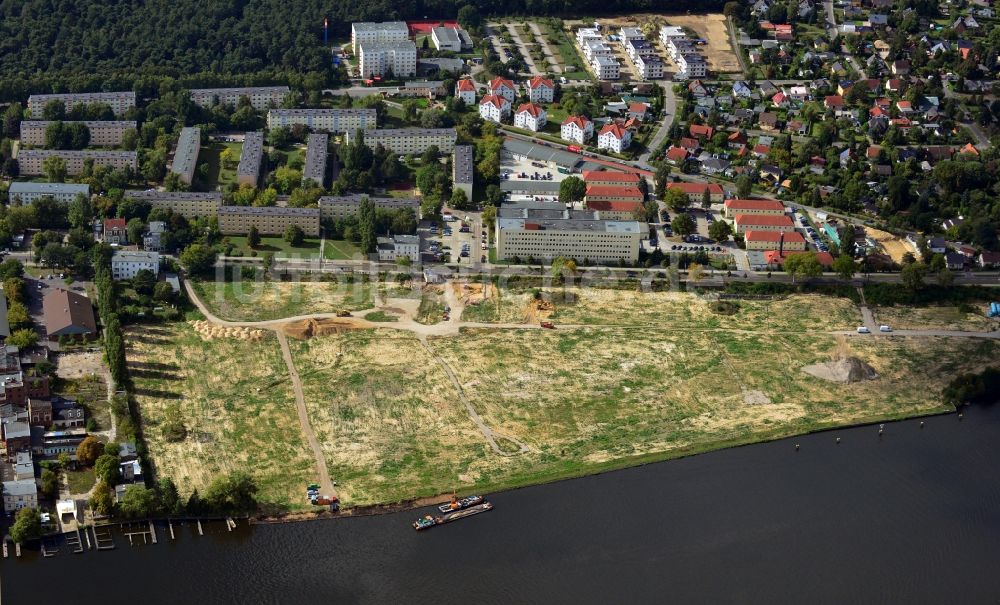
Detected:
left=879, top=325, right=892, bottom=332
left=856, top=326, right=871, bottom=334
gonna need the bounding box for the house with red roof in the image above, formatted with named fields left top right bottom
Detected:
left=478, top=94, right=511, bottom=123
left=959, top=143, right=979, bottom=156
left=627, top=102, right=649, bottom=122
left=667, top=182, right=725, bottom=204
left=514, top=103, right=547, bottom=132
left=733, top=213, right=795, bottom=233
left=455, top=79, right=476, bottom=105
left=560, top=115, right=593, bottom=145
left=723, top=198, right=786, bottom=219
left=103, top=218, right=128, bottom=244
left=679, top=137, right=700, bottom=151
left=744, top=230, right=806, bottom=251
left=771, top=91, right=789, bottom=108
left=762, top=250, right=833, bottom=268
left=727, top=131, right=747, bottom=148
left=597, top=123, right=631, bottom=153
left=689, top=124, right=714, bottom=140
left=824, top=95, right=844, bottom=109
left=582, top=170, right=641, bottom=186
left=665, top=146, right=689, bottom=165
left=525, top=76, right=554, bottom=103
left=488, top=77, right=517, bottom=103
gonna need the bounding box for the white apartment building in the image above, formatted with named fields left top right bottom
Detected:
left=111, top=250, right=160, bottom=281
left=597, top=124, right=632, bottom=153
left=267, top=108, right=377, bottom=133
left=455, top=79, right=477, bottom=105
left=27, top=91, right=136, bottom=117
left=575, top=27, right=603, bottom=47
left=431, top=26, right=473, bottom=52
left=666, top=37, right=698, bottom=61
left=526, top=76, right=554, bottom=103
left=351, top=21, right=410, bottom=54
left=303, top=133, right=329, bottom=187
left=495, top=205, right=643, bottom=263
left=584, top=40, right=613, bottom=62
left=377, top=234, right=420, bottom=261
left=479, top=95, right=511, bottom=123
left=635, top=54, right=664, bottom=80
left=218, top=206, right=321, bottom=236
left=8, top=182, right=89, bottom=204
left=318, top=195, right=420, bottom=221
left=676, top=53, right=707, bottom=78
left=488, top=77, right=517, bottom=103
left=619, top=27, right=645, bottom=44
left=123, top=191, right=222, bottom=218
left=2, top=480, right=37, bottom=512
left=19, top=120, right=136, bottom=147
left=189, top=86, right=289, bottom=110
left=514, top=103, right=547, bottom=132
left=16, top=150, right=137, bottom=176
left=625, top=38, right=657, bottom=62
left=353, top=128, right=457, bottom=154
left=237, top=131, right=264, bottom=187
left=592, top=56, right=620, bottom=80
left=358, top=40, right=417, bottom=78
left=171, top=127, right=201, bottom=186
left=560, top=116, right=593, bottom=145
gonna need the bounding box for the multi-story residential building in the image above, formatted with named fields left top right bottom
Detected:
left=123, top=191, right=222, bottom=218
left=676, top=53, right=707, bottom=78
left=303, top=133, right=329, bottom=187
left=376, top=234, right=420, bottom=261
left=218, top=206, right=321, bottom=236
left=111, top=250, right=160, bottom=281
left=585, top=184, right=644, bottom=204
left=7, top=182, right=89, bottom=204
left=526, top=76, right=554, bottom=103
left=723, top=198, right=786, bottom=218
left=237, top=131, right=264, bottom=187
left=495, top=204, right=643, bottom=263
left=561, top=116, right=594, bottom=145
left=267, top=108, right=377, bottom=133
left=351, top=21, right=410, bottom=54
left=591, top=56, right=620, bottom=80
left=452, top=145, right=473, bottom=201
left=27, top=91, right=136, bottom=117
left=634, top=54, right=664, bottom=80
left=355, top=128, right=457, bottom=154
left=103, top=218, right=128, bottom=244
left=479, top=95, right=511, bottom=123
left=16, top=150, right=137, bottom=176
left=188, top=86, right=290, bottom=110
left=743, top=230, right=807, bottom=251
left=597, top=123, right=631, bottom=153
left=12, top=451, right=33, bottom=481
left=514, top=103, right=547, bottom=132
left=488, top=77, right=517, bottom=103
left=659, top=25, right=687, bottom=42
left=358, top=40, right=417, bottom=78
left=582, top=170, right=641, bottom=187
left=318, top=195, right=420, bottom=221
left=733, top=213, right=795, bottom=233
left=143, top=221, right=166, bottom=252
left=455, top=79, right=477, bottom=105
left=667, top=182, right=725, bottom=204
left=171, top=127, right=201, bottom=186
left=619, top=27, right=645, bottom=44
left=584, top=40, right=613, bottom=63
left=585, top=200, right=644, bottom=220
left=431, top=26, right=473, bottom=52
left=2, top=479, right=37, bottom=512
left=575, top=27, right=603, bottom=47
left=20, top=120, right=136, bottom=147
left=625, top=38, right=657, bottom=61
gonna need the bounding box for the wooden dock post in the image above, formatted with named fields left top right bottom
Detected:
left=15, top=542, right=21, bottom=557
left=3, top=539, right=8, bottom=558
left=149, top=521, right=157, bottom=544
left=197, top=519, right=203, bottom=536
left=169, top=520, right=175, bottom=540
left=85, top=526, right=92, bottom=550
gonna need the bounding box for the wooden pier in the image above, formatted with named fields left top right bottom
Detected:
left=197, top=519, right=203, bottom=536
left=226, top=517, right=236, bottom=531
left=168, top=520, right=175, bottom=540
left=149, top=521, right=157, bottom=544
left=65, top=529, right=84, bottom=554
left=122, top=522, right=154, bottom=546
left=94, top=526, right=116, bottom=550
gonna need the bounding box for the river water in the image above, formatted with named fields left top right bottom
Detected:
left=3, top=405, right=1000, bottom=604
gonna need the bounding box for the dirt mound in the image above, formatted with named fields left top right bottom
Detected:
left=523, top=298, right=555, bottom=324
left=189, top=320, right=266, bottom=341
left=802, top=357, right=879, bottom=384
left=455, top=282, right=497, bottom=306
left=282, top=318, right=358, bottom=340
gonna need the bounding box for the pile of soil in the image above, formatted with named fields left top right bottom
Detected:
left=802, top=357, right=879, bottom=384
left=189, top=321, right=266, bottom=341
left=282, top=318, right=357, bottom=340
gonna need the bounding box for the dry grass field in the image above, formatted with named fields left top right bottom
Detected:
left=874, top=305, right=999, bottom=332
left=128, top=323, right=318, bottom=512
left=191, top=280, right=378, bottom=322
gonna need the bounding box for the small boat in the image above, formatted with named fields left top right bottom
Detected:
left=413, top=515, right=443, bottom=531
left=413, top=502, right=493, bottom=531
left=438, top=495, right=484, bottom=514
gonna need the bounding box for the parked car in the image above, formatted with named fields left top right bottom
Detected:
left=856, top=326, right=871, bottom=334
left=879, top=325, right=892, bottom=332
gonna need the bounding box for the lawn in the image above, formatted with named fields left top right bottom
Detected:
left=323, top=238, right=363, bottom=260
left=66, top=467, right=96, bottom=494
left=127, top=323, right=318, bottom=512
left=191, top=279, right=378, bottom=322
left=199, top=141, right=242, bottom=192
left=225, top=235, right=322, bottom=259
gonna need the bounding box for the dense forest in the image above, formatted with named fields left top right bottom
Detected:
left=0, top=0, right=722, bottom=101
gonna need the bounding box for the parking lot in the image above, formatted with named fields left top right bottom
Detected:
left=421, top=211, right=488, bottom=266
left=501, top=151, right=571, bottom=189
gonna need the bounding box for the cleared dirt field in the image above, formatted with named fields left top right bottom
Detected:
left=463, top=287, right=860, bottom=332
left=191, top=280, right=378, bottom=322
left=874, top=306, right=999, bottom=332
left=866, top=227, right=915, bottom=264
left=667, top=15, right=740, bottom=73
left=128, top=323, right=318, bottom=511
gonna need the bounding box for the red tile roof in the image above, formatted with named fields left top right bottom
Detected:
left=628, top=102, right=648, bottom=113
left=725, top=199, right=785, bottom=212
left=562, top=115, right=591, bottom=129
left=479, top=95, right=507, bottom=109
left=764, top=250, right=834, bottom=266
left=744, top=230, right=805, bottom=243
left=734, top=214, right=794, bottom=227
left=527, top=76, right=553, bottom=89
left=667, top=182, right=723, bottom=195
left=516, top=103, right=544, bottom=117
left=489, top=77, right=515, bottom=91
left=586, top=199, right=643, bottom=213
left=665, top=147, right=689, bottom=162
left=824, top=95, right=844, bottom=107
left=582, top=170, right=640, bottom=184
left=689, top=124, right=714, bottom=138
left=585, top=185, right=644, bottom=199
left=104, top=218, right=126, bottom=229
left=599, top=123, right=627, bottom=139
left=456, top=79, right=476, bottom=92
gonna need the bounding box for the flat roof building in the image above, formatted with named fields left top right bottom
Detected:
left=20, top=120, right=136, bottom=147
left=8, top=182, right=89, bottom=204
left=431, top=26, right=473, bottom=52
left=16, top=149, right=137, bottom=176
left=267, top=108, right=377, bottom=133
left=303, top=133, right=329, bottom=187
left=218, top=205, right=320, bottom=237
left=171, top=127, right=201, bottom=186
left=123, top=191, right=222, bottom=218
left=318, top=195, right=420, bottom=221
left=236, top=131, right=264, bottom=187
left=358, top=40, right=417, bottom=78
left=353, top=128, right=457, bottom=154
left=351, top=21, right=410, bottom=54
left=111, top=250, right=160, bottom=280
left=452, top=145, right=473, bottom=201
left=189, top=86, right=290, bottom=110
left=496, top=206, right=643, bottom=264
left=27, top=91, right=136, bottom=117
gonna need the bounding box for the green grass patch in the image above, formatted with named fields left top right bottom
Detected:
left=225, top=235, right=322, bottom=258
left=365, top=310, right=399, bottom=322
left=199, top=141, right=242, bottom=192
left=66, top=467, right=96, bottom=494
left=323, top=239, right=363, bottom=260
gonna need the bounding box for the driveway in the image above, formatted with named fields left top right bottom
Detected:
left=527, top=22, right=562, bottom=74
left=639, top=82, right=677, bottom=164
left=505, top=23, right=542, bottom=76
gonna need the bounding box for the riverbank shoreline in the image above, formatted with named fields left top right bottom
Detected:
left=249, top=404, right=957, bottom=525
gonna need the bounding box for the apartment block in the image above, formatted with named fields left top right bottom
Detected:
left=171, top=127, right=201, bottom=186
left=27, top=91, right=136, bottom=117
left=16, top=150, right=137, bottom=176
left=111, top=250, right=160, bottom=280
left=455, top=79, right=477, bottom=105
left=237, top=131, right=264, bottom=187
left=20, top=120, right=136, bottom=147
left=496, top=205, right=643, bottom=263
left=526, top=76, right=554, bottom=103
left=267, top=108, right=377, bottom=133
left=591, top=56, right=620, bottom=80
left=723, top=198, right=786, bottom=218
left=376, top=234, right=420, bottom=261
left=479, top=95, right=511, bottom=123
left=733, top=213, right=795, bottom=233
left=303, top=133, right=329, bottom=187
left=351, top=21, right=410, bottom=54
left=488, top=77, right=517, bottom=103
left=218, top=206, right=320, bottom=236
left=189, top=86, right=289, bottom=110
left=355, top=128, right=457, bottom=154
left=318, top=195, right=420, bottom=221
left=123, top=191, right=222, bottom=218
left=585, top=184, right=644, bottom=204
left=358, top=40, right=417, bottom=78
left=597, top=124, right=631, bottom=153
left=8, top=182, right=89, bottom=204
left=634, top=54, right=664, bottom=80
left=560, top=116, right=593, bottom=145
left=667, top=182, right=725, bottom=204
left=676, top=53, right=707, bottom=78
left=743, top=230, right=807, bottom=251
left=452, top=145, right=473, bottom=201
left=582, top=170, right=641, bottom=187
left=514, top=103, right=547, bottom=132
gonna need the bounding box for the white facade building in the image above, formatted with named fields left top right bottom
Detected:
left=597, top=124, right=632, bottom=153
left=358, top=40, right=417, bottom=78
left=27, top=91, right=135, bottom=117
left=111, top=251, right=160, bottom=281
left=479, top=95, right=511, bottom=123
left=635, top=54, right=664, bottom=80
left=514, top=103, right=547, bottom=132
left=351, top=21, right=410, bottom=54
left=560, top=116, right=593, bottom=145
left=376, top=234, right=420, bottom=261
left=592, top=56, right=620, bottom=80
left=488, top=78, right=517, bottom=103
left=171, top=127, right=201, bottom=186
left=495, top=205, right=643, bottom=263
left=267, top=109, right=377, bottom=133
left=676, top=53, right=707, bottom=78
left=20, top=120, right=136, bottom=147
left=8, top=182, right=89, bottom=204
left=16, top=150, right=137, bottom=176
left=354, top=128, right=457, bottom=154
left=189, top=87, right=289, bottom=110
left=526, top=76, right=555, bottom=103
left=455, top=79, right=477, bottom=105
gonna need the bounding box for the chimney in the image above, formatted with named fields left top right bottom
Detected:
left=778, top=231, right=784, bottom=255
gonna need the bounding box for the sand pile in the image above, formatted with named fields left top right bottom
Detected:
left=189, top=321, right=266, bottom=341
left=282, top=318, right=357, bottom=340
left=802, top=357, right=879, bottom=384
